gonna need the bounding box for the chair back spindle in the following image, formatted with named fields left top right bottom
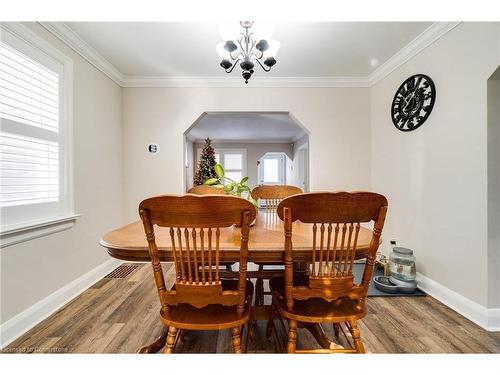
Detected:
left=139, top=195, right=256, bottom=313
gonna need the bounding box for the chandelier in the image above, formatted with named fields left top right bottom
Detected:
left=216, top=21, right=280, bottom=84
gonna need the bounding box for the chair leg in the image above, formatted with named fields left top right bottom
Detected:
left=266, top=300, right=277, bottom=338
left=287, top=320, right=298, bottom=353
left=255, top=265, right=265, bottom=306
left=244, top=322, right=252, bottom=353
left=164, top=326, right=178, bottom=354
left=231, top=326, right=242, bottom=354
left=178, top=329, right=185, bottom=342
left=333, top=323, right=340, bottom=338
left=349, top=320, right=365, bottom=354
left=248, top=319, right=256, bottom=344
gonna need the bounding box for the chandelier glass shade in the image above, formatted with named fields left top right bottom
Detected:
left=216, top=21, right=280, bottom=84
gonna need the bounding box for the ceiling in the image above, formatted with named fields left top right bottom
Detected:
left=186, top=112, right=306, bottom=143
left=65, top=22, right=433, bottom=78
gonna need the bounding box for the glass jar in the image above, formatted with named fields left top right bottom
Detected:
left=389, top=247, right=416, bottom=281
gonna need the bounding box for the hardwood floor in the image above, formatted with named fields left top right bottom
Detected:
left=4, top=263, right=500, bottom=354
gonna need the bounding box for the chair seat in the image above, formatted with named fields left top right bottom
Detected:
left=160, top=279, right=254, bottom=330
left=269, top=276, right=365, bottom=323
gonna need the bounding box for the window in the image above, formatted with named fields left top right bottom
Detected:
left=258, top=153, right=285, bottom=185
left=197, top=148, right=246, bottom=183
left=222, top=152, right=244, bottom=182
left=263, top=158, right=279, bottom=183
left=0, top=23, right=75, bottom=246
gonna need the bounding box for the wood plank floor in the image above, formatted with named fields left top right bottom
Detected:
left=4, top=263, right=500, bottom=354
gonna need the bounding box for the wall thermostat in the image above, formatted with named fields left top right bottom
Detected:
left=147, top=143, right=160, bottom=155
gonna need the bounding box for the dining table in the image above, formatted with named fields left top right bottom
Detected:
left=100, top=209, right=375, bottom=352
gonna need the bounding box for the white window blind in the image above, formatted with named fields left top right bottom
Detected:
left=0, top=40, right=60, bottom=208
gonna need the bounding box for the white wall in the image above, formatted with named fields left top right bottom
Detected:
left=122, top=88, right=371, bottom=221
left=0, top=23, right=123, bottom=323
left=370, top=23, right=500, bottom=307
left=192, top=142, right=293, bottom=189
left=487, top=77, right=500, bottom=308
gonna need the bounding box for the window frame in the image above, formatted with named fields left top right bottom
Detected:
left=0, top=22, right=76, bottom=248
left=196, top=147, right=247, bottom=183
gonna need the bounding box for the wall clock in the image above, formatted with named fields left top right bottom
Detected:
left=391, top=74, right=436, bottom=132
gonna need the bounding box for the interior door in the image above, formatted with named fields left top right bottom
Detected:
left=258, top=153, right=285, bottom=185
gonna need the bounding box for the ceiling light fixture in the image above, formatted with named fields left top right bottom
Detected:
left=216, top=21, right=280, bottom=84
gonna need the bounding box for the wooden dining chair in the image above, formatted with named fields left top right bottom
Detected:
left=139, top=194, right=257, bottom=353
left=187, top=185, right=225, bottom=195
left=269, top=192, right=387, bottom=353
left=250, top=185, right=303, bottom=306
left=251, top=185, right=303, bottom=217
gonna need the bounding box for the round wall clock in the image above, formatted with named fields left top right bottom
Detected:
left=391, top=74, right=436, bottom=132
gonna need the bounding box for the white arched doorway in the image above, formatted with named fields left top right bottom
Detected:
left=183, top=111, right=310, bottom=193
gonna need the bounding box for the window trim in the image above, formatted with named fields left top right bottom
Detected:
left=0, top=22, right=76, bottom=246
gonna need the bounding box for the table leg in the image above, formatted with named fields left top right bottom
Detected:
left=302, top=323, right=344, bottom=350
left=136, top=326, right=168, bottom=353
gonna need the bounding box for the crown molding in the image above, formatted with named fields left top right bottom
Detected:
left=191, top=138, right=297, bottom=144
left=38, top=22, right=460, bottom=89
left=121, top=75, right=370, bottom=88
left=368, top=22, right=461, bottom=86
left=39, top=22, right=124, bottom=86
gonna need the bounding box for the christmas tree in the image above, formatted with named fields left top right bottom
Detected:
left=194, top=138, right=217, bottom=185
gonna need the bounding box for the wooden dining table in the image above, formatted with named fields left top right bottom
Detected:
left=100, top=210, right=375, bottom=352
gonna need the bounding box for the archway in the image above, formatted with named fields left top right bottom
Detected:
left=184, top=112, right=309, bottom=191
left=183, top=111, right=310, bottom=193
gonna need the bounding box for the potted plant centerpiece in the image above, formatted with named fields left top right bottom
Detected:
left=204, top=163, right=258, bottom=224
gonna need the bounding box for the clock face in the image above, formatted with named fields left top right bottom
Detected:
left=391, top=74, right=436, bottom=132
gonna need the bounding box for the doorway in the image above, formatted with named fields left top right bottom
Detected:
left=183, top=111, right=310, bottom=193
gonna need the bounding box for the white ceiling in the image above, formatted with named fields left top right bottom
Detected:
left=65, top=22, right=433, bottom=78
left=187, top=112, right=306, bottom=143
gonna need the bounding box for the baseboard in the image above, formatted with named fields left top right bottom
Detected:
left=416, top=272, right=500, bottom=332
left=487, top=308, right=500, bottom=331
left=0, top=258, right=123, bottom=349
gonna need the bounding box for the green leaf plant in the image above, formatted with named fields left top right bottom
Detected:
left=204, top=163, right=258, bottom=207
